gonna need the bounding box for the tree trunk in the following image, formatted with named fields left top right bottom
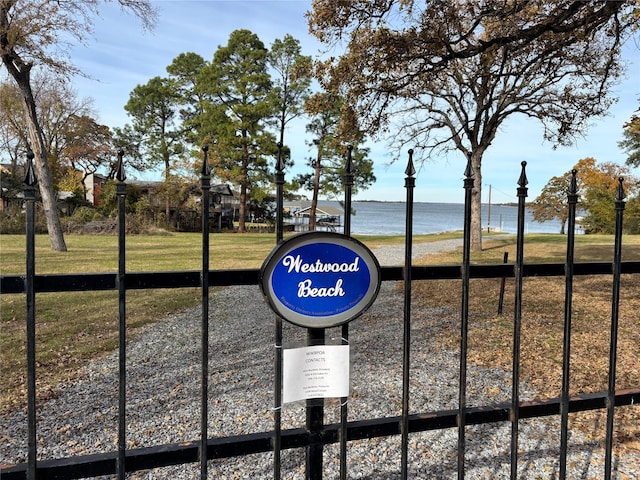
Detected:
left=164, top=158, right=172, bottom=228
left=238, top=182, right=246, bottom=233
left=238, top=155, right=248, bottom=233
left=470, top=151, right=483, bottom=252
left=18, top=70, right=67, bottom=251
left=309, top=153, right=322, bottom=231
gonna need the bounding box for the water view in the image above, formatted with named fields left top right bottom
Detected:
left=312, top=200, right=565, bottom=236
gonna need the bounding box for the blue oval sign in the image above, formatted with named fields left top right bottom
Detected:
left=260, top=232, right=381, bottom=328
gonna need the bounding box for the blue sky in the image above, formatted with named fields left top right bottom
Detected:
left=69, top=0, right=639, bottom=204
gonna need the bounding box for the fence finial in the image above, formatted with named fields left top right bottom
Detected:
left=116, top=149, right=126, bottom=182
left=345, top=145, right=353, bottom=174
left=24, top=151, right=37, bottom=186
left=405, top=149, right=416, bottom=177
left=616, top=177, right=626, bottom=202
left=518, top=161, right=528, bottom=187
left=201, top=145, right=210, bottom=176
left=569, top=169, right=578, bottom=195
left=464, top=152, right=474, bottom=178
left=276, top=142, right=285, bottom=172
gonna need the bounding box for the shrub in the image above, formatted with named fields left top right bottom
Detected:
left=0, top=204, right=48, bottom=234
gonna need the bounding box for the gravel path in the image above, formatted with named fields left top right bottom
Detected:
left=2, top=239, right=638, bottom=479
left=369, top=238, right=465, bottom=265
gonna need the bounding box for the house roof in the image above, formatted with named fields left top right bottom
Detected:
left=287, top=204, right=343, bottom=217
left=211, top=184, right=233, bottom=196
left=128, top=180, right=233, bottom=196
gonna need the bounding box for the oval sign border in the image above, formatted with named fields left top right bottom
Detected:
left=260, top=231, right=381, bottom=328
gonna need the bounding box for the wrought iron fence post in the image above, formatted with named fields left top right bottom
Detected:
left=604, top=177, right=626, bottom=480
left=457, top=155, right=474, bottom=480
left=339, top=145, right=354, bottom=480
left=559, top=169, right=578, bottom=479
left=24, top=152, right=37, bottom=480
left=274, top=143, right=285, bottom=479
left=200, top=146, right=211, bottom=479
left=306, top=327, right=325, bottom=480
left=343, top=145, right=353, bottom=236
left=401, top=150, right=416, bottom=480
left=497, top=251, right=509, bottom=315
left=116, top=150, right=127, bottom=480
left=276, top=142, right=285, bottom=244
left=510, top=161, right=528, bottom=480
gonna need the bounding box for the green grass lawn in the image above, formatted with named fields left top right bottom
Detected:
left=0, top=231, right=463, bottom=274
left=0, top=230, right=461, bottom=413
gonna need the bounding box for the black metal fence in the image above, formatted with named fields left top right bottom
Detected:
left=1, top=147, right=639, bottom=480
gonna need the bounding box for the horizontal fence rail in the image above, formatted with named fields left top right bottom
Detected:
left=2, top=262, right=640, bottom=294
left=1, top=149, right=638, bottom=479
left=2, top=389, right=639, bottom=480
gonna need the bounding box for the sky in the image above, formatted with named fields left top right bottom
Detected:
left=67, top=0, right=640, bottom=204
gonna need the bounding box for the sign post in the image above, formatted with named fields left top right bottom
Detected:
left=260, top=231, right=380, bottom=478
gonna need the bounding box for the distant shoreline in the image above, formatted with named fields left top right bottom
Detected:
left=350, top=199, right=519, bottom=207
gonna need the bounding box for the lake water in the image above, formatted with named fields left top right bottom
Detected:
left=314, top=201, right=564, bottom=235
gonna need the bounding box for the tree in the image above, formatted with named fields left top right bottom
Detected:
left=166, top=52, right=209, bottom=146
left=531, top=173, right=573, bottom=234
left=0, top=80, right=26, bottom=171
left=1, top=0, right=156, bottom=251
left=268, top=34, right=313, bottom=147
left=61, top=114, right=114, bottom=195
left=124, top=76, right=186, bottom=227
left=619, top=101, right=640, bottom=168
left=534, top=157, right=640, bottom=234
left=110, top=124, right=151, bottom=176
left=31, top=76, right=101, bottom=190
left=197, top=29, right=277, bottom=233
left=625, top=195, right=640, bottom=234
left=296, top=91, right=375, bottom=230
left=309, top=0, right=638, bottom=251
left=1, top=75, right=112, bottom=199
left=577, top=158, right=638, bottom=234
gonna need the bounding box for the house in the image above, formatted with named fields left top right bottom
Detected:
left=209, top=183, right=237, bottom=230
left=83, top=173, right=108, bottom=206
left=128, top=180, right=236, bottom=231
left=285, top=202, right=344, bottom=232
left=0, top=164, right=23, bottom=213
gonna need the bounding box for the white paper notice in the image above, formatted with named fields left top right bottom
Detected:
left=283, top=345, right=350, bottom=404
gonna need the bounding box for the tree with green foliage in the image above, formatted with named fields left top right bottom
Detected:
left=166, top=52, right=209, bottom=146
left=531, top=172, right=574, bottom=234
left=309, top=0, right=638, bottom=251
left=579, top=159, right=638, bottom=234
left=295, top=91, right=375, bottom=230
left=619, top=102, right=640, bottom=168
left=110, top=124, right=152, bottom=177
left=124, top=76, right=187, bottom=227
left=624, top=195, right=640, bottom=234
left=538, top=157, right=639, bottom=234
left=268, top=34, right=313, bottom=148
left=197, top=29, right=277, bottom=232
left=97, top=180, right=145, bottom=217
left=1, top=0, right=157, bottom=251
